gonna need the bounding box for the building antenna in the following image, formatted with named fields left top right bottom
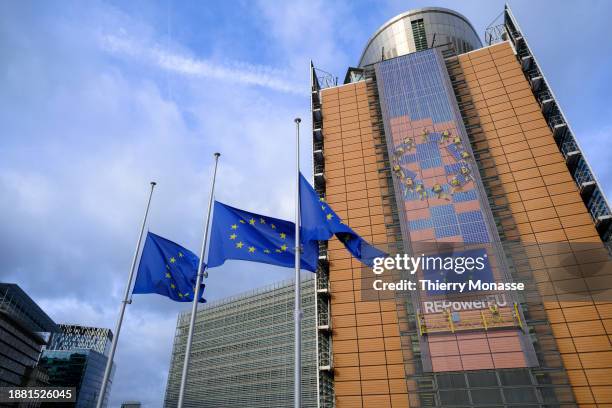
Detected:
left=486, top=9, right=504, bottom=30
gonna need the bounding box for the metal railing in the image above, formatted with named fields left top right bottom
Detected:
left=500, top=5, right=612, bottom=245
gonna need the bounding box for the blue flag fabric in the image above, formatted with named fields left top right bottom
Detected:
left=133, top=232, right=206, bottom=302
left=299, top=173, right=387, bottom=266
left=207, top=201, right=319, bottom=272
left=422, top=248, right=495, bottom=295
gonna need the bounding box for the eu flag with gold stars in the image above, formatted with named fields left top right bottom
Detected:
left=207, top=201, right=319, bottom=272
left=132, top=232, right=206, bottom=302
left=300, top=173, right=386, bottom=266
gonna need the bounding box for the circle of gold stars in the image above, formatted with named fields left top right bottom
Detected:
left=164, top=253, right=194, bottom=300
left=228, top=217, right=290, bottom=255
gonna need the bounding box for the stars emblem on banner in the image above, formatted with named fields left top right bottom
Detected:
left=225, top=215, right=295, bottom=258
left=163, top=251, right=195, bottom=300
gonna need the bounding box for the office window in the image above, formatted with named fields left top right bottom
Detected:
left=411, top=19, right=428, bottom=51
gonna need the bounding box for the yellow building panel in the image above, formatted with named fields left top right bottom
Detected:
left=390, top=394, right=410, bottom=408
left=336, top=396, right=363, bottom=408
left=335, top=380, right=363, bottom=397
left=362, top=395, right=392, bottom=408
left=454, top=41, right=612, bottom=407
left=360, top=365, right=389, bottom=380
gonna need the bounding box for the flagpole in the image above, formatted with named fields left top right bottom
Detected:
left=95, top=181, right=157, bottom=408
left=294, top=117, right=302, bottom=408
left=177, top=152, right=221, bottom=408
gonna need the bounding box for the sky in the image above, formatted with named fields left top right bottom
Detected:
left=1, top=0, right=611, bottom=406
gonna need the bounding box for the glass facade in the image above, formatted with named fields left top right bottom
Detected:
left=164, top=277, right=317, bottom=408
left=375, top=48, right=535, bottom=375
left=48, top=324, right=112, bottom=356
left=120, top=402, right=142, bottom=408
left=0, top=283, right=55, bottom=390
left=359, top=7, right=482, bottom=67
left=0, top=314, right=47, bottom=387
left=40, top=324, right=114, bottom=407
left=40, top=349, right=113, bottom=408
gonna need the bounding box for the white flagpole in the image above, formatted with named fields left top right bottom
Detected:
left=177, top=152, right=221, bottom=408
left=96, top=181, right=157, bottom=408
left=294, top=118, right=302, bottom=408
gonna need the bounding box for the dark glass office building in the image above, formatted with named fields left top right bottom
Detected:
left=120, top=401, right=142, bottom=408
left=0, top=283, right=56, bottom=391
left=40, top=324, right=115, bottom=408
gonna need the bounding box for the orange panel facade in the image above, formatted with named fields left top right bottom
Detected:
left=455, top=41, right=612, bottom=406
left=312, top=7, right=612, bottom=407
left=321, top=81, right=408, bottom=408
left=315, top=40, right=612, bottom=408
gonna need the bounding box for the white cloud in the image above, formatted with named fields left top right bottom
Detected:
left=253, top=0, right=356, bottom=74
left=0, top=171, right=55, bottom=216
left=0, top=2, right=313, bottom=406
left=99, top=33, right=304, bottom=95
left=37, top=297, right=114, bottom=329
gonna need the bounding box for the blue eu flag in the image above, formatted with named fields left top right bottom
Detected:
left=207, top=201, right=319, bottom=272
left=299, top=173, right=386, bottom=266
left=133, top=232, right=206, bottom=302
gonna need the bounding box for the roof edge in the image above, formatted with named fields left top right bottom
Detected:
left=358, top=7, right=481, bottom=66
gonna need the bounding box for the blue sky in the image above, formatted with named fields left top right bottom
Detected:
left=1, top=0, right=611, bottom=405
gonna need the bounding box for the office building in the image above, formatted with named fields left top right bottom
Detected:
left=164, top=278, right=318, bottom=407
left=121, top=401, right=141, bottom=408
left=40, top=324, right=115, bottom=408
left=0, top=283, right=56, bottom=388
left=310, top=5, right=612, bottom=407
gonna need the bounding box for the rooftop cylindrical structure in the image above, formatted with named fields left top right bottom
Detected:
left=358, top=7, right=482, bottom=67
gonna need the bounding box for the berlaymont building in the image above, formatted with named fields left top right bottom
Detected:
left=166, top=5, right=612, bottom=408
